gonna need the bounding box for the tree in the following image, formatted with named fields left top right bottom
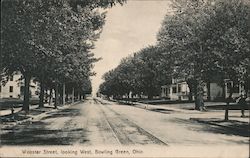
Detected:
left=1, top=0, right=125, bottom=112
left=2, top=0, right=44, bottom=112
left=99, top=70, right=120, bottom=98
left=157, top=0, right=250, bottom=111
left=132, top=46, right=171, bottom=99
left=200, top=0, right=250, bottom=119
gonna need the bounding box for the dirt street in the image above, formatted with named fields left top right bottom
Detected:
left=1, top=98, right=248, bottom=147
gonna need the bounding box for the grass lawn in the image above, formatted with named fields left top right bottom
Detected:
left=0, top=98, right=39, bottom=110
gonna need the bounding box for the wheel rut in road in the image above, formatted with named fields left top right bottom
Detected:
left=95, top=99, right=168, bottom=146
left=84, top=99, right=120, bottom=145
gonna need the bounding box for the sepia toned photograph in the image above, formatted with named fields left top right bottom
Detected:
left=0, top=0, right=249, bottom=157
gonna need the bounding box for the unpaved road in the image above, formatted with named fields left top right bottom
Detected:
left=1, top=97, right=248, bottom=146
left=0, top=98, right=167, bottom=145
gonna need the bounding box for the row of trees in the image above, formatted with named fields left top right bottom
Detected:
left=1, top=0, right=125, bottom=112
left=99, top=46, right=171, bottom=99
left=99, top=0, right=250, bottom=110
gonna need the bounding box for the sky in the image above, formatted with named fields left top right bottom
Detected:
left=91, top=0, right=171, bottom=94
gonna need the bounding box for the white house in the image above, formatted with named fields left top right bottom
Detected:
left=0, top=73, right=39, bottom=99
left=161, top=78, right=190, bottom=100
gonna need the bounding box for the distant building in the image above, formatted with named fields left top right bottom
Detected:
left=0, top=72, right=39, bottom=99
left=161, top=78, right=244, bottom=101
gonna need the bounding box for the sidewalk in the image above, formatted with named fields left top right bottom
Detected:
left=123, top=99, right=249, bottom=122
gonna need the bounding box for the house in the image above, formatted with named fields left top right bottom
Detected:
left=161, top=78, right=244, bottom=101
left=0, top=73, right=39, bottom=99
left=161, top=78, right=190, bottom=100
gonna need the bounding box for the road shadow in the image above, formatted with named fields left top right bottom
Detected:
left=171, top=118, right=249, bottom=139
left=0, top=113, right=30, bottom=123
left=194, top=119, right=249, bottom=138
left=41, top=108, right=81, bottom=120
left=1, top=120, right=89, bottom=145
left=1, top=106, right=88, bottom=145
left=149, top=108, right=173, bottom=114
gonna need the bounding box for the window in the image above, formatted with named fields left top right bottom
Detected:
left=178, top=84, right=181, bottom=93
left=233, top=85, right=240, bottom=93
left=10, top=75, right=14, bottom=81
left=9, top=95, right=13, bottom=98
left=226, top=81, right=233, bottom=93
left=9, top=86, right=13, bottom=93
left=172, top=87, right=177, bottom=93
left=226, top=81, right=240, bottom=93
left=167, top=89, right=170, bottom=95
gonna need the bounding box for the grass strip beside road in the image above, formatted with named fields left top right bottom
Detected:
left=0, top=101, right=83, bottom=128
left=0, top=98, right=39, bottom=110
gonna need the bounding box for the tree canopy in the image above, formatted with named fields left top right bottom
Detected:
left=156, top=0, right=250, bottom=109
left=99, top=46, right=171, bottom=99
left=1, top=0, right=125, bottom=111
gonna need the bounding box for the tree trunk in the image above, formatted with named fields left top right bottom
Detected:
left=44, top=89, right=48, bottom=103
left=59, top=85, right=62, bottom=105
left=62, top=83, right=65, bottom=106
left=54, top=84, right=59, bottom=109
left=224, top=101, right=229, bottom=121
left=187, top=80, right=194, bottom=101
left=148, top=94, right=153, bottom=100
left=207, top=81, right=211, bottom=101
left=39, top=81, right=45, bottom=108
left=194, top=79, right=205, bottom=111
left=78, top=92, right=80, bottom=101
left=22, top=74, right=31, bottom=113
left=147, top=89, right=153, bottom=100
left=222, top=82, right=226, bottom=99
left=224, top=84, right=233, bottom=121
left=194, top=45, right=205, bottom=111
left=66, top=93, right=69, bottom=102
left=72, top=87, right=75, bottom=104
left=188, top=90, right=193, bottom=101
left=195, top=93, right=204, bottom=111
left=49, top=88, right=52, bottom=105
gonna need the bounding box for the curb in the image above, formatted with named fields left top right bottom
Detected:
left=121, top=100, right=192, bottom=113
left=100, top=98, right=189, bottom=113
